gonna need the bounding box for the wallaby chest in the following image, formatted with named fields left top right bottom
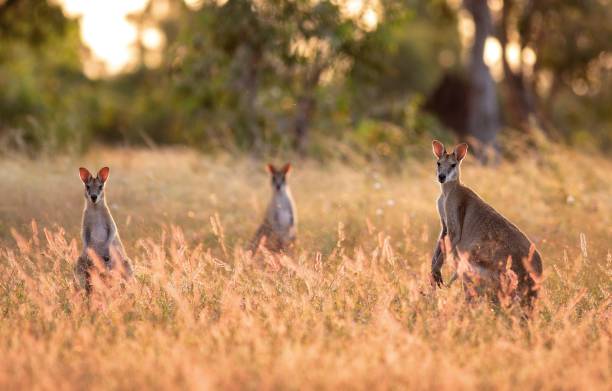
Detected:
left=268, top=192, right=294, bottom=229
left=84, top=209, right=111, bottom=245
left=91, top=222, right=108, bottom=245
left=437, top=195, right=447, bottom=224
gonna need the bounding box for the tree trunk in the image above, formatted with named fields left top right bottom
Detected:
left=293, top=66, right=322, bottom=155
left=294, top=95, right=315, bottom=154
left=464, top=0, right=501, bottom=162
left=236, top=45, right=262, bottom=149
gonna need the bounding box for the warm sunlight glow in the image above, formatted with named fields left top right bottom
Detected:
left=58, top=0, right=151, bottom=78
left=184, top=0, right=205, bottom=10
left=336, top=0, right=381, bottom=31
left=487, top=0, right=503, bottom=12
left=484, top=37, right=503, bottom=81
left=142, top=27, right=165, bottom=50
left=345, top=0, right=363, bottom=16
left=81, top=15, right=138, bottom=73
left=522, top=46, right=537, bottom=76
left=536, top=69, right=554, bottom=97
left=522, top=46, right=537, bottom=66
left=362, top=8, right=378, bottom=31
left=457, top=9, right=475, bottom=58
left=484, top=37, right=502, bottom=66
left=505, top=41, right=521, bottom=73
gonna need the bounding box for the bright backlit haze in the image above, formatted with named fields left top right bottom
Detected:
left=58, top=0, right=382, bottom=78
left=58, top=0, right=526, bottom=80
left=58, top=0, right=155, bottom=78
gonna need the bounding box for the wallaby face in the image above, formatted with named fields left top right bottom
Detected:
left=79, top=167, right=109, bottom=205
left=432, top=140, right=468, bottom=184
left=268, top=163, right=291, bottom=191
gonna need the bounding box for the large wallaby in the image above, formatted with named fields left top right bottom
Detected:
left=250, top=163, right=297, bottom=253
left=430, top=140, right=542, bottom=307
left=75, top=167, right=133, bottom=293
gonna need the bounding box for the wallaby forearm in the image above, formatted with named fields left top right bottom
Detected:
left=431, top=234, right=444, bottom=270
left=102, top=224, right=117, bottom=252
left=82, top=226, right=91, bottom=249
left=446, top=203, right=464, bottom=251
left=431, top=227, right=446, bottom=286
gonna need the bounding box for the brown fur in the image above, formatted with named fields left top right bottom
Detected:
left=250, top=163, right=297, bottom=253
left=431, top=140, right=543, bottom=308
left=75, top=167, right=133, bottom=293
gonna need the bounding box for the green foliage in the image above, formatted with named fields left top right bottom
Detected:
left=0, top=6, right=88, bottom=153
left=0, top=0, right=610, bottom=156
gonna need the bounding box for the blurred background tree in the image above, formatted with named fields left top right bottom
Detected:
left=0, top=0, right=610, bottom=158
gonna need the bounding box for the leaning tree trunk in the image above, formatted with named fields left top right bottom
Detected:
left=464, top=0, right=501, bottom=162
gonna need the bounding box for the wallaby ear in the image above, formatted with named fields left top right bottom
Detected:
left=266, top=164, right=276, bottom=174
left=281, top=162, right=291, bottom=175
left=432, top=140, right=445, bottom=159
left=79, top=167, right=92, bottom=183
left=97, top=167, right=110, bottom=183
left=454, top=143, right=469, bottom=161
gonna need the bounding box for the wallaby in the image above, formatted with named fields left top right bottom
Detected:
left=250, top=163, right=297, bottom=253
left=75, top=167, right=133, bottom=293
left=430, top=140, right=543, bottom=307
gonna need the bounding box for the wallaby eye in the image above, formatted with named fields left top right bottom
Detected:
left=451, top=164, right=456, bottom=168
left=86, top=185, right=90, bottom=190
left=437, top=162, right=440, bottom=167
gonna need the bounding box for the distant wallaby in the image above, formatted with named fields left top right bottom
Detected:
left=431, top=140, right=542, bottom=307
left=75, top=167, right=133, bottom=293
left=250, top=163, right=297, bottom=253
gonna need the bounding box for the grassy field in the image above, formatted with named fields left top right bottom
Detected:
left=0, top=144, right=610, bottom=390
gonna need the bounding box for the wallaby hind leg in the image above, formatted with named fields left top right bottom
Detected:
left=74, top=255, right=92, bottom=294
left=122, top=258, right=134, bottom=279
left=249, top=225, right=267, bottom=254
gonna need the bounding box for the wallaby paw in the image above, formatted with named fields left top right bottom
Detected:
left=431, top=269, right=444, bottom=288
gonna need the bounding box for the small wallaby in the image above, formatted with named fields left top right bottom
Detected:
left=250, top=163, right=297, bottom=253
left=75, top=167, right=133, bottom=293
left=431, top=140, right=543, bottom=307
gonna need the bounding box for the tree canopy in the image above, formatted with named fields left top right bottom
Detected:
left=0, top=0, right=610, bottom=157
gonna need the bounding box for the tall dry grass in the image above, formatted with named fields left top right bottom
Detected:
left=0, top=145, right=610, bottom=390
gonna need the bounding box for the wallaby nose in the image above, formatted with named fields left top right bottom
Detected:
left=438, top=174, right=446, bottom=183
left=90, top=195, right=98, bottom=202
